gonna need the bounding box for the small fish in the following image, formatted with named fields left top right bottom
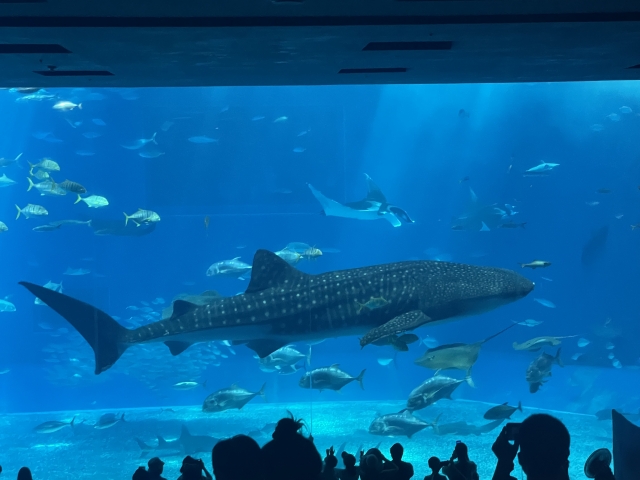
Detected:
left=0, top=221, right=8, bottom=233
left=613, top=359, right=622, bottom=368
left=31, top=170, right=50, bottom=181
left=520, top=260, right=551, bottom=269
left=188, top=136, right=218, bottom=144
left=202, top=384, right=266, bottom=412
left=577, top=338, right=590, bottom=348
left=29, top=158, right=60, bottom=174
left=606, top=113, right=620, bottom=122
left=251, top=116, right=265, bottom=121
left=27, top=178, right=66, bottom=196
left=483, top=401, right=523, bottom=420
left=525, top=161, right=560, bottom=173
left=605, top=342, right=615, bottom=350
left=515, top=319, right=543, bottom=327
left=92, top=118, right=106, bottom=126
left=302, top=246, right=322, bottom=260
left=586, top=201, right=600, bottom=206
left=64, top=268, right=91, bottom=276
left=541, top=277, right=553, bottom=282
left=0, top=299, right=16, bottom=312
left=632, top=224, right=640, bottom=230
left=377, top=358, right=395, bottom=366
left=274, top=116, right=288, bottom=123
left=58, top=180, right=87, bottom=194
left=173, top=380, right=207, bottom=390
left=615, top=214, right=624, bottom=220
left=608, top=353, right=615, bottom=360
left=34, top=417, right=75, bottom=433
left=15, top=204, right=48, bottom=219
left=480, top=222, right=490, bottom=232
left=297, top=129, right=310, bottom=136
left=0, top=152, right=22, bottom=167
left=534, top=298, right=556, bottom=308
left=75, top=150, right=95, bottom=156
left=138, top=150, right=165, bottom=159
left=75, top=194, right=109, bottom=208
left=293, top=147, right=306, bottom=153
left=526, top=348, right=562, bottom=393
left=33, top=224, right=62, bottom=232
left=356, top=296, right=390, bottom=313
left=121, top=133, right=158, bottom=150
left=299, top=365, right=365, bottom=391
left=0, top=174, right=16, bottom=187
left=596, top=188, right=612, bottom=194
left=571, top=353, right=584, bottom=361
left=53, top=101, right=81, bottom=111
left=124, top=209, right=161, bottom=226
left=459, top=176, right=470, bottom=183
left=160, top=121, right=174, bottom=131
left=65, top=119, right=83, bottom=128
left=94, top=413, right=125, bottom=429
left=498, top=222, right=526, bottom=229
left=82, top=131, right=102, bottom=139
left=619, top=106, right=633, bottom=114
left=204, top=216, right=210, bottom=231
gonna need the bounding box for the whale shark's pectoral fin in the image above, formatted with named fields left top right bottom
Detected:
left=165, top=341, right=192, bottom=356
left=245, top=339, right=287, bottom=358
left=360, top=311, right=431, bottom=348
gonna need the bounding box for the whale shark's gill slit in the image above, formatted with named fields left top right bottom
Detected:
left=19, top=281, right=129, bottom=374
left=245, top=249, right=310, bottom=294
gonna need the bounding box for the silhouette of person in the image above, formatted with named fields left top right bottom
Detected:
left=262, top=414, right=322, bottom=480
left=133, top=466, right=149, bottom=480
left=442, top=442, right=479, bottom=480
left=212, top=434, right=263, bottom=480
left=359, top=448, right=398, bottom=480
left=390, top=444, right=413, bottom=480
left=424, top=457, right=446, bottom=480
left=148, top=457, right=166, bottom=480
left=336, top=452, right=360, bottom=480
left=321, top=446, right=338, bottom=480
left=178, top=456, right=213, bottom=480
left=17, top=468, right=33, bottom=480
left=492, top=413, right=570, bottom=480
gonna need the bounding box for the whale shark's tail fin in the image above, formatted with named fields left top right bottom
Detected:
left=19, top=281, right=129, bottom=374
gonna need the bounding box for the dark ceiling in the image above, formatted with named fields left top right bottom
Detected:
left=1, top=0, right=640, bottom=87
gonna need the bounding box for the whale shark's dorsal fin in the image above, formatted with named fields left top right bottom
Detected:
left=364, top=174, right=387, bottom=203
left=246, top=250, right=309, bottom=294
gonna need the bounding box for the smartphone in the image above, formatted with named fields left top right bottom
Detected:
left=456, top=440, right=461, bottom=445
left=505, top=422, right=522, bottom=442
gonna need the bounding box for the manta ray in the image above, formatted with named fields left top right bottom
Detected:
left=308, top=174, right=414, bottom=227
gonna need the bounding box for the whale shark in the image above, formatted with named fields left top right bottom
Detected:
left=20, top=250, right=533, bottom=374
left=308, top=174, right=414, bottom=227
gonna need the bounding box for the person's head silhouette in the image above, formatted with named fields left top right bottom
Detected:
left=390, top=443, right=404, bottom=462
left=212, top=434, right=262, bottom=480
left=17, top=467, right=33, bottom=480
left=148, top=457, right=164, bottom=476
left=518, top=414, right=570, bottom=479
left=428, top=457, right=441, bottom=473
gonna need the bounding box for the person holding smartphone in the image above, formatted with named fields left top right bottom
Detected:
left=442, top=442, right=479, bottom=480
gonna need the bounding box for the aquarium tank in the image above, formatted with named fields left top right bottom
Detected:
left=0, top=82, right=638, bottom=479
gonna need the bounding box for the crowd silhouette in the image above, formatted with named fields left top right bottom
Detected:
left=0, top=412, right=619, bottom=480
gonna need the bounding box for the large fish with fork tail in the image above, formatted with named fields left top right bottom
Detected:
left=20, top=250, right=533, bottom=374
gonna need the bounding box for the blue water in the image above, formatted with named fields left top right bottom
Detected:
left=0, top=83, right=639, bottom=478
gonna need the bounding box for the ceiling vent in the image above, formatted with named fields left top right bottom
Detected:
left=339, top=67, right=407, bottom=74
left=363, top=41, right=452, bottom=51
left=0, top=44, right=70, bottom=54
left=34, top=70, right=114, bottom=76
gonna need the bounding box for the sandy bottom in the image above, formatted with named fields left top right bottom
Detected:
left=0, top=399, right=613, bottom=479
